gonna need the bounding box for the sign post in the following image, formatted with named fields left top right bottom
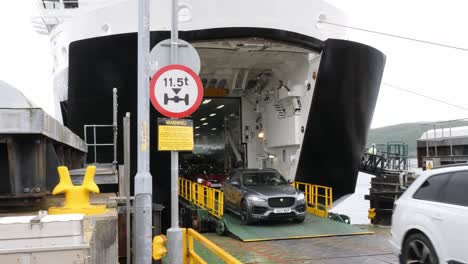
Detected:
left=135, top=0, right=152, bottom=263
left=170, top=8, right=181, bottom=263
left=150, top=62, right=203, bottom=264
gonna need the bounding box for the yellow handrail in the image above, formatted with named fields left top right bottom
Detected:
left=179, top=177, right=332, bottom=219
left=293, top=181, right=333, bottom=218
left=179, top=178, right=224, bottom=218
left=183, top=228, right=242, bottom=264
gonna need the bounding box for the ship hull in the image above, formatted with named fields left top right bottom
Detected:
left=65, top=28, right=385, bottom=229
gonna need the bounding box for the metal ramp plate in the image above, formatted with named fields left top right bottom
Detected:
left=222, top=213, right=372, bottom=242
left=69, top=164, right=118, bottom=185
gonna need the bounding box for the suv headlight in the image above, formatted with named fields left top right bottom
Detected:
left=248, top=196, right=266, bottom=202
left=297, top=193, right=305, bottom=201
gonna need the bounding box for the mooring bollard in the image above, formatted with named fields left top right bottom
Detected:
left=48, top=165, right=107, bottom=215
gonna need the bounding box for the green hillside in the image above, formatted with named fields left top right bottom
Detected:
left=366, top=121, right=468, bottom=156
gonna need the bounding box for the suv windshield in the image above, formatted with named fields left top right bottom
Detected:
left=242, top=172, right=288, bottom=186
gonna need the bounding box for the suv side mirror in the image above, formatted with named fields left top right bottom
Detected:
left=231, top=181, right=240, bottom=187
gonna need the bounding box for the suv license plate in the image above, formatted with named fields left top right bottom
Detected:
left=274, top=208, right=291, bottom=213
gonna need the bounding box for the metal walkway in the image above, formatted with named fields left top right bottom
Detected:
left=222, top=212, right=371, bottom=242
left=360, top=152, right=409, bottom=176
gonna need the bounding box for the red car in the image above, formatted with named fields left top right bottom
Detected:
left=190, top=164, right=227, bottom=188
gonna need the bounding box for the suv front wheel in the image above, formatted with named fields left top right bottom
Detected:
left=401, top=233, right=439, bottom=264
left=240, top=200, right=253, bottom=225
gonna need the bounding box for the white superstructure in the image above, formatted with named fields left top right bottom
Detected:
left=31, top=0, right=361, bottom=183
left=34, top=0, right=347, bottom=118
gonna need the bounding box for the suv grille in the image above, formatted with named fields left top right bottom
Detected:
left=268, top=197, right=295, bottom=207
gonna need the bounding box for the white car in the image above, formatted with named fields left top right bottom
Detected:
left=390, top=165, right=468, bottom=264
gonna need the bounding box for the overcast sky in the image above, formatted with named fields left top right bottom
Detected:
left=1, top=0, right=468, bottom=128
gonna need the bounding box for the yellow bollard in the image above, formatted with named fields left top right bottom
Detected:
left=48, top=166, right=107, bottom=215
left=368, top=208, right=376, bottom=220
left=152, top=235, right=168, bottom=260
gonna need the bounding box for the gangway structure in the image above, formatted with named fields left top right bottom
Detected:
left=360, top=141, right=409, bottom=176
left=69, top=88, right=120, bottom=185
left=178, top=178, right=370, bottom=242
left=360, top=142, right=416, bottom=225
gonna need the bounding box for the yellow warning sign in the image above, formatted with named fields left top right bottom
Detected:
left=426, top=160, right=433, bottom=170
left=158, top=118, right=194, bottom=151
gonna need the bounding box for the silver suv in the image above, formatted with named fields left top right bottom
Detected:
left=222, top=168, right=306, bottom=225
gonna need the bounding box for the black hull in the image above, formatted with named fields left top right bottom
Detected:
left=295, top=39, right=385, bottom=199
left=66, top=28, right=384, bottom=230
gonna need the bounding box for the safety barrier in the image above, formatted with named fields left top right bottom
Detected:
left=293, top=182, right=333, bottom=218
left=183, top=228, right=242, bottom=264
left=179, top=178, right=224, bottom=218
left=179, top=178, right=332, bottom=219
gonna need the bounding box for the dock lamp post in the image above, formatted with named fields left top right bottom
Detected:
left=135, top=0, right=185, bottom=263
left=167, top=1, right=184, bottom=264
left=135, top=0, right=152, bottom=263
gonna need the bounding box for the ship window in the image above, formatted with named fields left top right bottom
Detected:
left=63, top=0, right=79, bottom=8
left=42, top=0, right=79, bottom=9
left=42, top=0, right=59, bottom=9
left=0, top=143, right=10, bottom=194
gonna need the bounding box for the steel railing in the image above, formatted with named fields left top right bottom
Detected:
left=83, top=88, right=118, bottom=165
left=293, top=181, right=333, bottom=218
left=179, top=178, right=333, bottom=219
left=182, top=228, right=242, bottom=264
left=360, top=152, right=410, bottom=175
left=179, top=178, right=224, bottom=218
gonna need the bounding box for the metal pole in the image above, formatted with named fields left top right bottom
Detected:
left=167, top=0, right=183, bottom=263
left=135, top=0, right=153, bottom=263
left=433, top=125, right=438, bottom=157
left=171, top=0, right=179, bottom=64
left=93, top=126, right=97, bottom=163
left=124, top=113, right=131, bottom=264
left=426, top=125, right=429, bottom=157
left=450, top=123, right=453, bottom=156
left=113, top=88, right=118, bottom=167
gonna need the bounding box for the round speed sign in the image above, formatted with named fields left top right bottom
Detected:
left=150, top=64, right=203, bottom=118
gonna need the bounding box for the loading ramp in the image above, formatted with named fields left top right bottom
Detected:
left=179, top=178, right=371, bottom=242
left=222, top=213, right=370, bottom=242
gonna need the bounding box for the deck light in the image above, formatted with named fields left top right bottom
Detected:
left=212, top=128, right=217, bottom=131
left=202, top=99, right=211, bottom=104
left=209, top=113, right=216, bottom=117
left=200, top=117, right=207, bottom=121
left=202, top=123, right=208, bottom=126
left=258, top=131, right=264, bottom=139
left=195, top=126, right=200, bottom=129
left=216, top=105, right=224, bottom=109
